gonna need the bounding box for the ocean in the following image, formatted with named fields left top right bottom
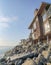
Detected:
left=0, top=46, right=14, bottom=59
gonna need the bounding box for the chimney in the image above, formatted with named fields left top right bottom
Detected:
left=34, top=9, right=38, bottom=16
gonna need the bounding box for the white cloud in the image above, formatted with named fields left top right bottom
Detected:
left=0, top=16, right=18, bottom=23
left=0, top=16, right=18, bottom=28
left=0, top=16, right=9, bottom=23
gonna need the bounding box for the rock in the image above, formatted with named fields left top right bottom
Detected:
left=35, top=57, right=39, bottom=64
left=38, top=61, right=44, bottom=65
left=3, top=39, right=51, bottom=65
left=42, top=50, right=49, bottom=59
left=38, top=44, right=48, bottom=53
left=34, top=53, right=38, bottom=57
left=15, top=59, right=24, bottom=65
left=35, top=54, right=41, bottom=63
left=22, top=59, right=34, bottom=65
left=47, top=63, right=51, bottom=65
left=34, top=53, right=47, bottom=65
left=48, top=55, right=51, bottom=63
left=11, top=63, right=15, bottom=65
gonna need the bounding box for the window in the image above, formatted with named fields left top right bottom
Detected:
left=33, top=22, right=36, bottom=30
left=32, top=33, right=35, bottom=40
left=33, top=17, right=38, bottom=30
left=42, top=9, right=47, bottom=21
left=44, top=21, right=50, bottom=34
left=43, top=13, right=46, bottom=21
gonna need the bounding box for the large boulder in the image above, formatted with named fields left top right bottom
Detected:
left=42, top=50, right=49, bottom=59
left=34, top=53, right=47, bottom=65
left=15, top=59, right=24, bottom=65
left=48, top=55, right=51, bottom=63
left=22, top=58, right=34, bottom=65
left=47, top=63, right=51, bottom=65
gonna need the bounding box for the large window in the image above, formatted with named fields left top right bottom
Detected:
left=32, top=33, right=35, bottom=40
left=33, top=17, right=38, bottom=30
left=44, top=21, right=50, bottom=34
left=42, top=9, right=47, bottom=21
left=33, top=22, right=36, bottom=30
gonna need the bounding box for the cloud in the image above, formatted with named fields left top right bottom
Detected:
left=0, top=16, right=9, bottom=23
left=0, top=16, right=18, bottom=28
left=0, top=16, right=18, bottom=23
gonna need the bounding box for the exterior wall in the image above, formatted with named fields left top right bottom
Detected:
left=38, top=15, right=44, bottom=37
left=34, top=20, right=40, bottom=39
left=49, top=19, right=51, bottom=31
left=31, top=17, right=41, bottom=40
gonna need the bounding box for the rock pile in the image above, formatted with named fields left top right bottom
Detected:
left=1, top=41, right=51, bottom=65
left=22, top=43, right=51, bottom=65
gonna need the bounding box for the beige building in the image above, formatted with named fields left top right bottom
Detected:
left=28, top=2, right=51, bottom=44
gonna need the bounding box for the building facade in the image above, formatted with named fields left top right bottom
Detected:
left=28, top=2, right=51, bottom=44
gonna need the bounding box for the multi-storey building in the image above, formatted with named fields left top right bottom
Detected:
left=28, top=2, right=51, bottom=44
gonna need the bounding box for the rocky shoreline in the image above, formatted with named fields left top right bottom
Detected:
left=0, top=41, right=51, bottom=65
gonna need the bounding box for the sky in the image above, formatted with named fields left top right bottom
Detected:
left=0, top=0, right=51, bottom=46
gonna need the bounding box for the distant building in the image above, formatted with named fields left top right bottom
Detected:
left=28, top=2, right=51, bottom=44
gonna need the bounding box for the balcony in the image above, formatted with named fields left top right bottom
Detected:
left=42, top=5, right=51, bottom=22
left=46, top=5, right=51, bottom=18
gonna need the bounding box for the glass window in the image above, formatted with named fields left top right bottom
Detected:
left=44, top=21, right=50, bottom=34
left=32, top=33, right=35, bottom=40
left=43, top=13, right=46, bottom=21
left=33, top=22, right=36, bottom=30
left=42, top=9, right=47, bottom=21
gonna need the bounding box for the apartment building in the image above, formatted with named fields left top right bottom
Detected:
left=28, top=2, right=51, bottom=44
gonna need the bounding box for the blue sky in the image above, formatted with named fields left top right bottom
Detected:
left=0, top=0, right=51, bottom=46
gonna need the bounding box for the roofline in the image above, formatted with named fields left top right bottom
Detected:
left=28, top=2, right=51, bottom=29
